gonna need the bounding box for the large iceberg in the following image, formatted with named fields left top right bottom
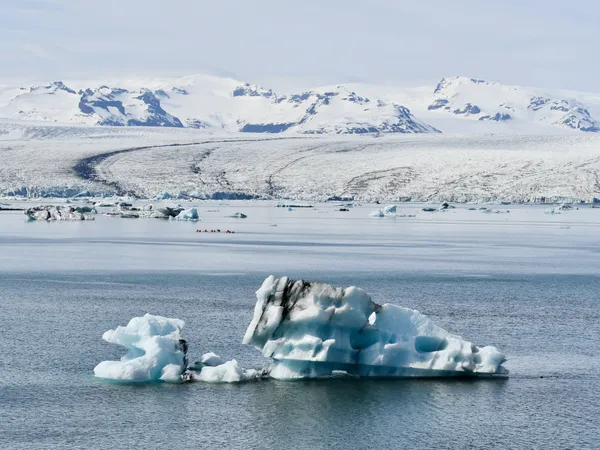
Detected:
left=93, top=314, right=188, bottom=382
left=243, top=276, right=508, bottom=379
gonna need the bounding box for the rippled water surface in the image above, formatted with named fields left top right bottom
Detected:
left=1, top=204, right=599, bottom=449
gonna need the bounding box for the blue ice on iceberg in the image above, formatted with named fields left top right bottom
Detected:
left=369, top=205, right=396, bottom=217
left=383, top=204, right=396, bottom=215
left=243, top=276, right=508, bottom=380
left=171, top=207, right=199, bottom=221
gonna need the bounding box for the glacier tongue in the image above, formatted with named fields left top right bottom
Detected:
left=243, top=276, right=508, bottom=379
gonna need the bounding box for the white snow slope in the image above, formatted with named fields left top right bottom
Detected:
left=0, top=76, right=437, bottom=135
left=2, top=74, right=600, bottom=135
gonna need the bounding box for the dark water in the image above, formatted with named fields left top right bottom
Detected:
left=0, top=271, right=599, bottom=449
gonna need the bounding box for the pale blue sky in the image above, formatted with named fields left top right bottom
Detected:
left=1, top=0, right=599, bottom=90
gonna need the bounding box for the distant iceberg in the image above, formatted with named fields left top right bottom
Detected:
left=383, top=204, right=396, bottom=215
left=171, top=207, right=199, bottom=221
left=243, top=276, right=508, bottom=379
left=369, top=205, right=396, bottom=217
left=25, top=205, right=95, bottom=221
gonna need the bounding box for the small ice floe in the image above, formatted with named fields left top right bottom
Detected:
left=25, top=205, right=95, bottom=221
left=94, top=315, right=262, bottom=384
left=243, top=276, right=508, bottom=380
left=171, top=207, right=199, bottom=221
left=482, top=209, right=510, bottom=214
left=545, top=203, right=574, bottom=215
left=383, top=204, right=396, bottom=215
left=193, top=358, right=261, bottom=383
left=369, top=204, right=397, bottom=217
left=231, top=212, right=247, bottom=219
left=152, top=206, right=184, bottom=218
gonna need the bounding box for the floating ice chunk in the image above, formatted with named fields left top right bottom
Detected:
left=383, top=205, right=396, bottom=215
left=369, top=209, right=384, bottom=217
left=369, top=206, right=396, bottom=217
left=546, top=203, right=573, bottom=214
left=25, top=205, right=95, bottom=221
left=172, top=207, right=199, bottom=221
left=148, top=211, right=169, bottom=219
left=94, top=314, right=187, bottom=382
left=243, top=276, right=508, bottom=380
left=201, top=352, right=224, bottom=367
left=482, top=209, right=510, bottom=214
left=195, top=359, right=259, bottom=383
left=155, top=206, right=184, bottom=217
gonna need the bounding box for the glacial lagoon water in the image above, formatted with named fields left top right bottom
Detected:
left=1, top=202, right=599, bottom=449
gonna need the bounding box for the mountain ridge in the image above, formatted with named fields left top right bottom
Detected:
left=1, top=74, right=600, bottom=135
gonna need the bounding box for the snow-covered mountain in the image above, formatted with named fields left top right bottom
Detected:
left=0, top=76, right=438, bottom=135
left=427, top=76, right=600, bottom=132
left=2, top=74, right=600, bottom=134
